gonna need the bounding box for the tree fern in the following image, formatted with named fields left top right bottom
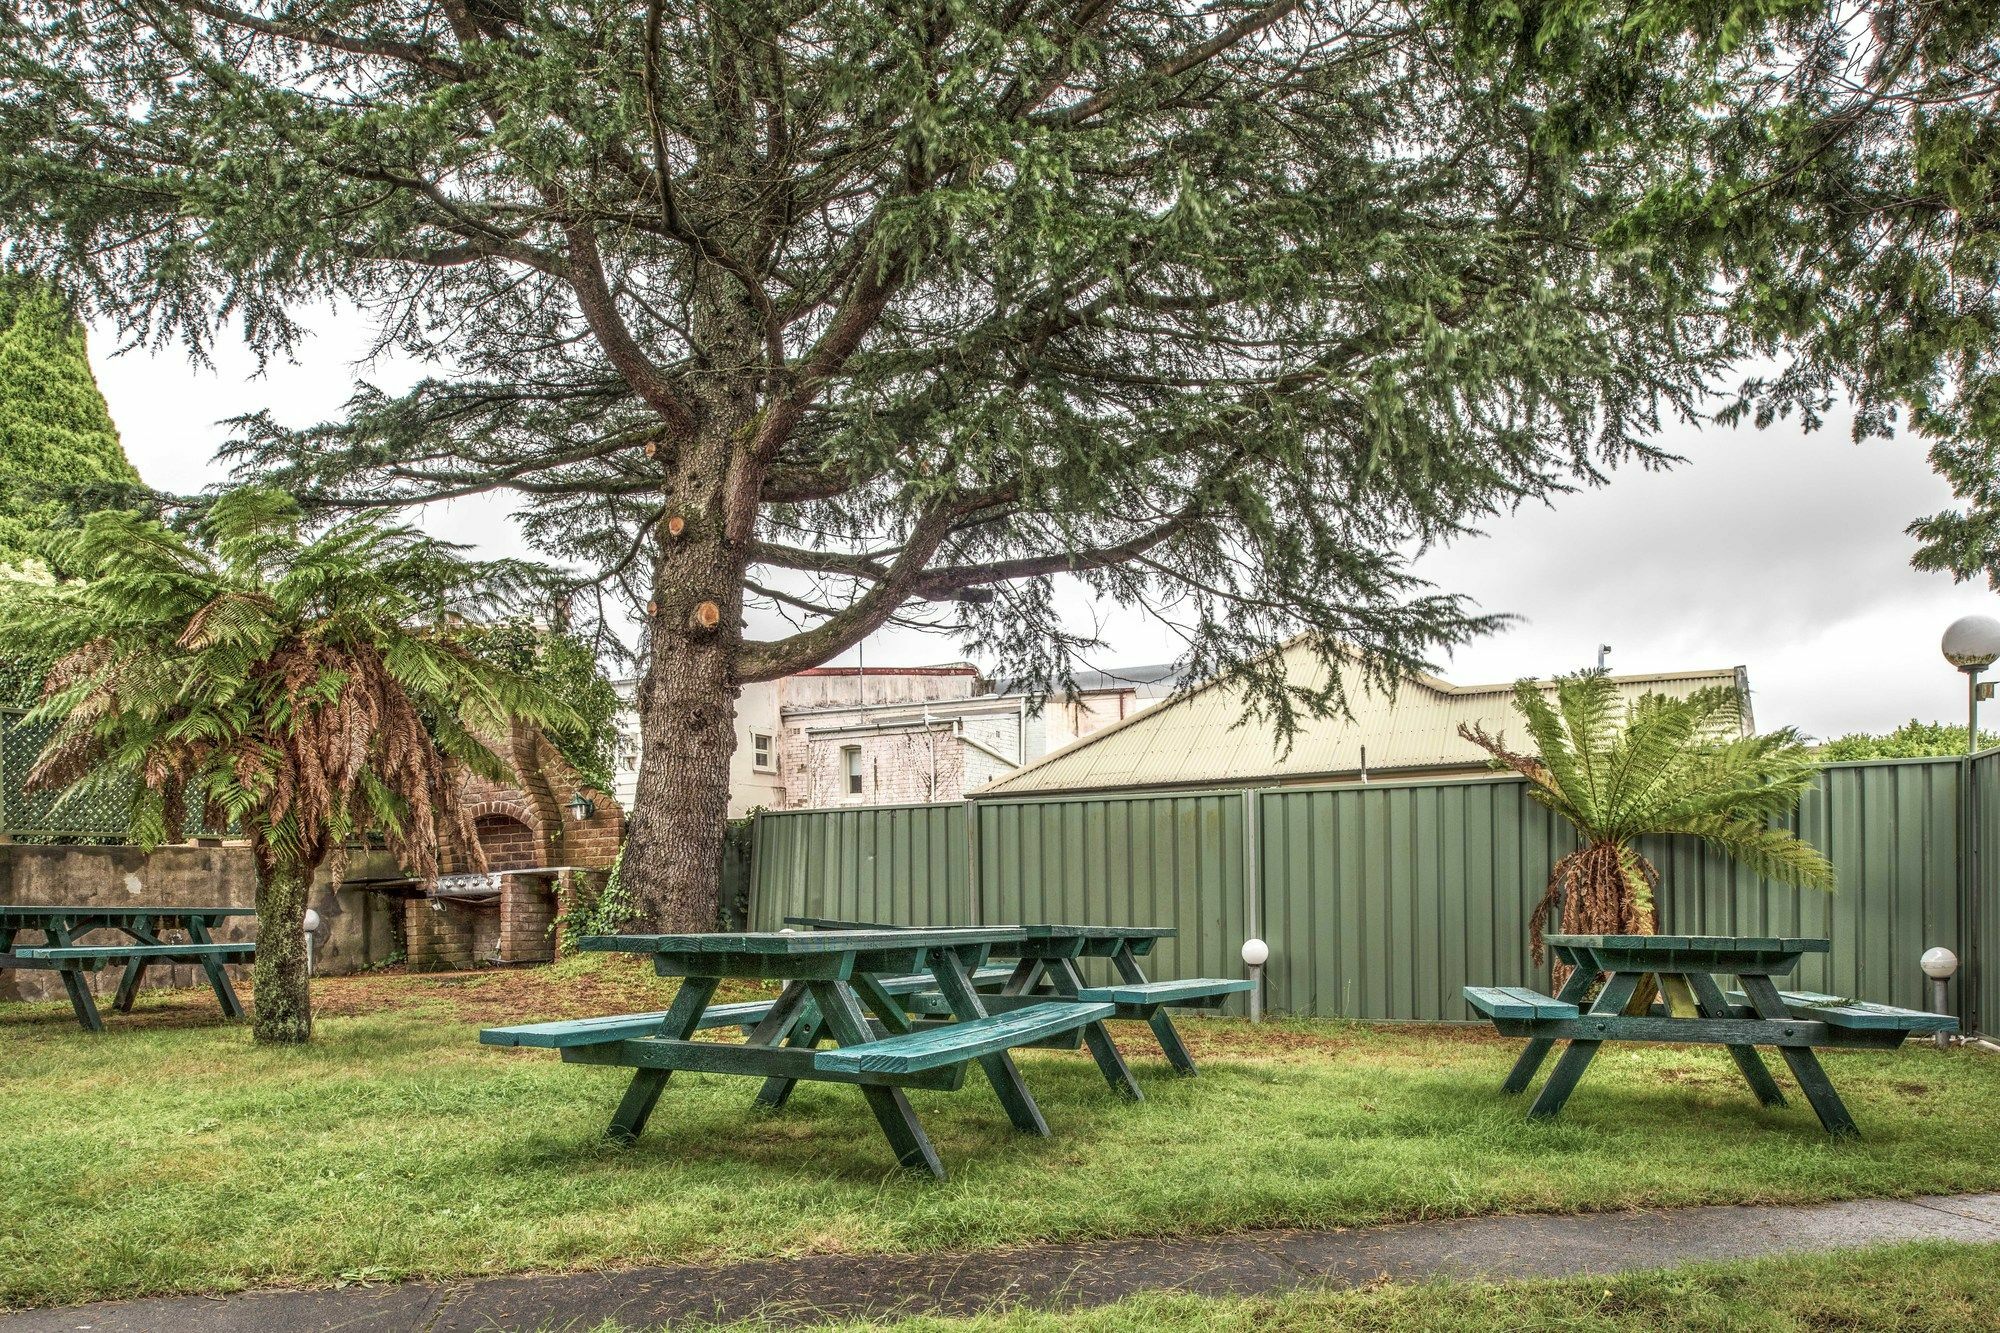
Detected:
left=1462, top=672, right=1834, bottom=960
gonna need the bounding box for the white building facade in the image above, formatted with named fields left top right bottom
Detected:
left=611, top=662, right=1174, bottom=814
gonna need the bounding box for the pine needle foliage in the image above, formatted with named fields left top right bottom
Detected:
left=0, top=487, right=574, bottom=1042
left=0, top=271, right=142, bottom=568
left=1460, top=673, right=1834, bottom=960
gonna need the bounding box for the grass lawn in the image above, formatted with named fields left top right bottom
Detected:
left=676, top=1240, right=2000, bottom=1332
left=4, top=957, right=2000, bottom=1311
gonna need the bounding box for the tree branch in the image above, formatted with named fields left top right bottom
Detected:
left=561, top=222, right=699, bottom=438
left=181, top=0, right=464, bottom=79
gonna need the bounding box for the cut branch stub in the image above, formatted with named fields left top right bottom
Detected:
left=689, top=600, right=721, bottom=632
left=646, top=599, right=658, bottom=617
left=643, top=440, right=658, bottom=458
left=665, top=514, right=687, bottom=539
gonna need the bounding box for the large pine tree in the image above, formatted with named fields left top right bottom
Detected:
left=0, top=273, right=140, bottom=568
left=3, top=2, right=1992, bottom=928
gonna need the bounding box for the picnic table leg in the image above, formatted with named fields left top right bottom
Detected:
left=1526, top=970, right=1642, bottom=1120
left=1048, top=956, right=1144, bottom=1099
left=41, top=921, right=106, bottom=1033
left=1109, top=946, right=1197, bottom=1076
left=184, top=917, right=246, bottom=1021
left=1736, top=974, right=1861, bottom=1137
left=932, top=950, right=1054, bottom=1134
left=755, top=1015, right=825, bottom=1110
left=58, top=967, right=105, bottom=1033
left=606, top=975, right=720, bottom=1144
left=110, top=918, right=168, bottom=1014
left=850, top=973, right=917, bottom=1035
left=1001, top=959, right=1046, bottom=996
left=112, top=958, right=151, bottom=1014
left=808, top=979, right=947, bottom=1179
left=1501, top=965, right=1598, bottom=1094
left=751, top=984, right=824, bottom=1111
left=1680, top=970, right=1788, bottom=1108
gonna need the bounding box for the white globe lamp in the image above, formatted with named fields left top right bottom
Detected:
left=1943, top=616, right=2000, bottom=759
left=1941, top=616, right=2000, bottom=671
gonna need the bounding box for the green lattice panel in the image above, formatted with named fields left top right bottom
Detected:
left=1, top=711, right=138, bottom=839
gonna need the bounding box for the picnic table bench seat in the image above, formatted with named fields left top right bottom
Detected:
left=1072, top=977, right=1255, bottom=1009
left=814, top=1000, right=1115, bottom=1075
left=479, top=964, right=1013, bottom=1049
left=1462, top=985, right=1581, bottom=1021
left=1721, top=989, right=1959, bottom=1035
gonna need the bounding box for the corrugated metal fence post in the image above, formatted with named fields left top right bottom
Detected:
left=1244, top=787, right=1262, bottom=1021
left=963, top=798, right=982, bottom=926
left=1969, top=752, right=1983, bottom=1036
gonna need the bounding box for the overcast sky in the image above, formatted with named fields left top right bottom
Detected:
left=87, top=307, right=2000, bottom=744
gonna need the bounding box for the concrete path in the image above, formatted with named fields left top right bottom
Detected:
left=12, top=1193, right=2000, bottom=1332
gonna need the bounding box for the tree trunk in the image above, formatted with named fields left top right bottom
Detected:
left=620, top=250, right=764, bottom=932
left=621, top=430, right=752, bottom=932
left=252, top=851, right=317, bottom=1044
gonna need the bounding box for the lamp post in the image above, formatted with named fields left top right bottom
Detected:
left=1922, top=947, right=1959, bottom=1051
left=302, top=907, right=322, bottom=978
left=1241, top=937, right=1268, bottom=1023
left=1942, top=616, right=2000, bottom=1041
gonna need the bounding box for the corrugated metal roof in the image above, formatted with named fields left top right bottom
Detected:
left=975, top=638, right=1750, bottom=796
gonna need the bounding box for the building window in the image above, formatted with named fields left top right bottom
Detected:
left=751, top=731, right=775, bottom=772
left=843, top=745, right=864, bottom=795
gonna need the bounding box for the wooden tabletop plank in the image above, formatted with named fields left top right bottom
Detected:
left=782, top=916, right=1174, bottom=942
left=581, top=926, right=1028, bottom=955
left=1546, top=933, right=1831, bottom=954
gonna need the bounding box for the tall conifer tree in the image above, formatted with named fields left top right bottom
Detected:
left=4, top=3, right=1993, bottom=927
left=0, top=273, right=140, bottom=567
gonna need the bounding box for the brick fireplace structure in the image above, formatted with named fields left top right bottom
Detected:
left=400, top=726, right=623, bottom=971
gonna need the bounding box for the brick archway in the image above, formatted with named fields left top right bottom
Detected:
left=448, top=798, right=554, bottom=874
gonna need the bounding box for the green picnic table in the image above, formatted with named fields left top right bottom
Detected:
left=786, top=916, right=1254, bottom=1097
left=0, top=905, right=256, bottom=1031
left=1465, top=934, right=1959, bottom=1135
left=483, top=927, right=1115, bottom=1179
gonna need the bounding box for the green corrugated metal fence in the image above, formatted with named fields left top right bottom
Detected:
left=747, top=754, right=1994, bottom=1029
left=749, top=801, right=969, bottom=930
left=1974, top=750, right=2000, bottom=1036
left=1257, top=777, right=1568, bottom=1020
left=977, top=791, right=1252, bottom=1010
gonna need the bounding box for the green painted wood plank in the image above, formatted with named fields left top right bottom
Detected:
left=1463, top=985, right=1579, bottom=1021
left=560, top=1037, right=963, bottom=1090
left=813, top=1001, right=1114, bottom=1075
left=1545, top=934, right=1832, bottom=953
left=586, top=927, right=1026, bottom=955
left=482, top=966, right=1013, bottom=1048
left=1073, top=978, right=1254, bottom=1006
left=15, top=943, right=256, bottom=963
